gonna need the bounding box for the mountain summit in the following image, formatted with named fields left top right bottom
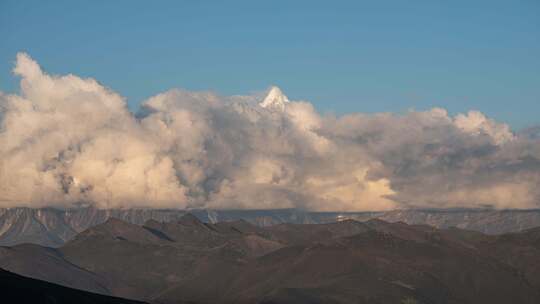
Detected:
left=259, top=86, right=290, bottom=110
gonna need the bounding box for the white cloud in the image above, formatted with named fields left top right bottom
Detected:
left=0, top=53, right=538, bottom=210
left=454, top=110, right=514, bottom=145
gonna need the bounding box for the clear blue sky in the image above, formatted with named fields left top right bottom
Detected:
left=1, top=0, right=539, bottom=129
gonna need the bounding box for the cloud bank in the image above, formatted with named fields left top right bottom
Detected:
left=0, top=53, right=539, bottom=211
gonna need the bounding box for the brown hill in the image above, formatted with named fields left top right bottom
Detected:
left=2, top=214, right=540, bottom=304
left=158, top=225, right=540, bottom=304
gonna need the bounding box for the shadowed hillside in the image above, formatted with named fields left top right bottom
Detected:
left=0, top=268, right=146, bottom=304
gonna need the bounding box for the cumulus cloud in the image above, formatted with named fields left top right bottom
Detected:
left=0, top=53, right=538, bottom=210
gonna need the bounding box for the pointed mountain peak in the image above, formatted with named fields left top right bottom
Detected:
left=259, top=86, right=290, bottom=110
left=177, top=213, right=203, bottom=226
left=102, top=217, right=131, bottom=227
left=365, top=218, right=389, bottom=227
left=95, top=217, right=140, bottom=235
left=143, top=219, right=162, bottom=228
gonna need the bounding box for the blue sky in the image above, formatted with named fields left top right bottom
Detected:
left=1, top=0, right=539, bottom=129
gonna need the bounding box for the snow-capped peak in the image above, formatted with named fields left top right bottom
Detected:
left=259, top=86, right=290, bottom=110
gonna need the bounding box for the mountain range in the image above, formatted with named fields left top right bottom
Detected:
left=2, top=207, right=540, bottom=247
left=1, top=213, right=540, bottom=304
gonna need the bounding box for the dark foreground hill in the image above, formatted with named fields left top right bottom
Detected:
left=2, top=214, right=540, bottom=304
left=0, top=268, right=146, bottom=304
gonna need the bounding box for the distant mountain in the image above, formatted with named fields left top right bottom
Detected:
left=2, top=215, right=540, bottom=303
left=1, top=214, right=285, bottom=301
left=377, top=209, right=540, bottom=234
left=259, top=86, right=290, bottom=110
left=156, top=220, right=540, bottom=304
left=2, top=207, right=540, bottom=247
left=0, top=267, right=146, bottom=304
left=57, top=215, right=284, bottom=300
left=0, top=207, right=192, bottom=247
left=253, top=223, right=540, bottom=304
